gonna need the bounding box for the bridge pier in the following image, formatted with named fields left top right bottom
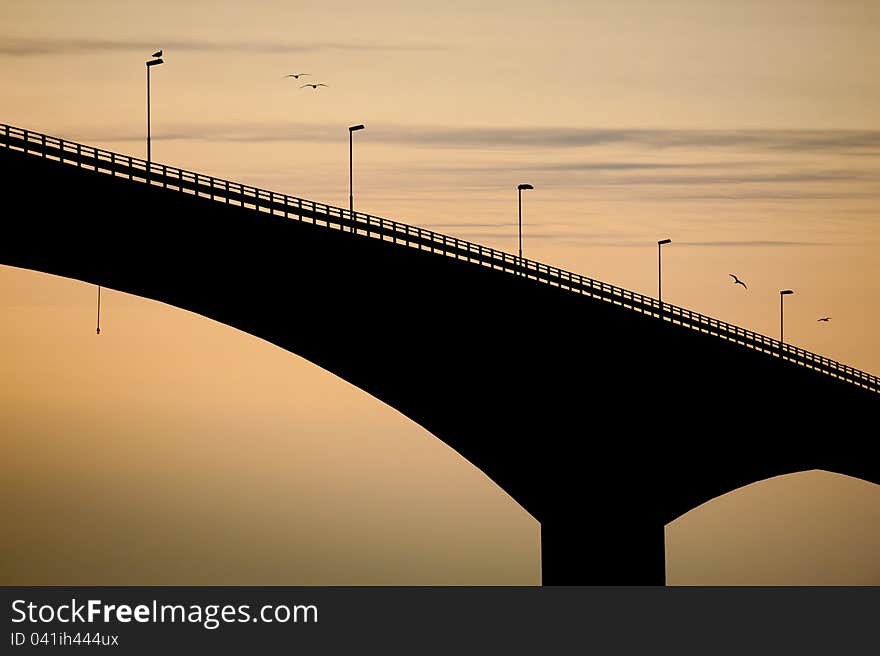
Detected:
left=539, top=507, right=666, bottom=586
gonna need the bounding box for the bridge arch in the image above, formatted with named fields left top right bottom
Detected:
left=665, top=470, right=880, bottom=584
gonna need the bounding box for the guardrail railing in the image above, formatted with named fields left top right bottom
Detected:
left=2, top=122, right=877, bottom=395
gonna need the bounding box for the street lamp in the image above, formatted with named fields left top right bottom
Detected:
left=780, top=289, right=794, bottom=344
left=657, top=238, right=672, bottom=312
left=349, top=124, right=365, bottom=232
left=517, top=184, right=534, bottom=275
left=146, top=51, right=164, bottom=167
left=96, top=285, right=101, bottom=335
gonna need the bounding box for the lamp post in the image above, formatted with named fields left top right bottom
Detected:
left=657, top=238, right=672, bottom=312
left=146, top=51, right=164, bottom=167
left=517, top=184, right=534, bottom=275
left=349, top=124, right=365, bottom=232
left=780, top=289, right=794, bottom=344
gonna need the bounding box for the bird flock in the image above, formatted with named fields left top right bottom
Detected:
left=728, top=273, right=830, bottom=323
left=285, top=73, right=329, bottom=91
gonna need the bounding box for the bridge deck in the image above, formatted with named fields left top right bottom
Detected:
left=2, top=122, right=877, bottom=395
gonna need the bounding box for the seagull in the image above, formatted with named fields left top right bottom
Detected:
left=300, top=83, right=328, bottom=90
left=729, top=273, right=748, bottom=290
left=152, top=50, right=162, bottom=58
left=818, top=317, right=831, bottom=322
left=285, top=73, right=309, bottom=79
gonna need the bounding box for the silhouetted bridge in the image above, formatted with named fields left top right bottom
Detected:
left=2, top=123, right=878, bottom=584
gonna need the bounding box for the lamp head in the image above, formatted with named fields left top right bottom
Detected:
left=518, top=184, right=534, bottom=191
left=658, top=238, right=672, bottom=245
left=349, top=124, right=365, bottom=132
left=780, top=289, right=794, bottom=295
left=146, top=58, right=164, bottom=67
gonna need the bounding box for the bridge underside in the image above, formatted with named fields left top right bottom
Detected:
left=2, top=147, right=878, bottom=584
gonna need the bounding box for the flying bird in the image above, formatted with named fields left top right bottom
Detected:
left=729, top=273, right=748, bottom=290
left=285, top=73, right=309, bottom=79
left=300, top=83, right=328, bottom=90
left=817, top=317, right=831, bottom=322
left=152, top=50, right=162, bottom=58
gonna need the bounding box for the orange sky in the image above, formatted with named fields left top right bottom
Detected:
left=1, top=0, right=879, bottom=583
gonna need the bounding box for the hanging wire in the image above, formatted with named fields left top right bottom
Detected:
left=96, top=285, right=101, bottom=335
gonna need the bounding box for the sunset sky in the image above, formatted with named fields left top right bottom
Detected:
left=1, top=0, right=879, bottom=584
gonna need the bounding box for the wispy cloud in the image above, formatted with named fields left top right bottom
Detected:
left=53, top=120, right=878, bottom=201
left=675, top=240, right=832, bottom=247
left=77, top=121, right=880, bottom=156
left=653, top=190, right=879, bottom=201
left=593, top=171, right=868, bottom=186
left=521, top=161, right=739, bottom=172
left=0, top=37, right=446, bottom=57
left=423, top=161, right=760, bottom=173
left=371, top=126, right=880, bottom=155
left=398, top=164, right=870, bottom=186
left=72, top=124, right=337, bottom=145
